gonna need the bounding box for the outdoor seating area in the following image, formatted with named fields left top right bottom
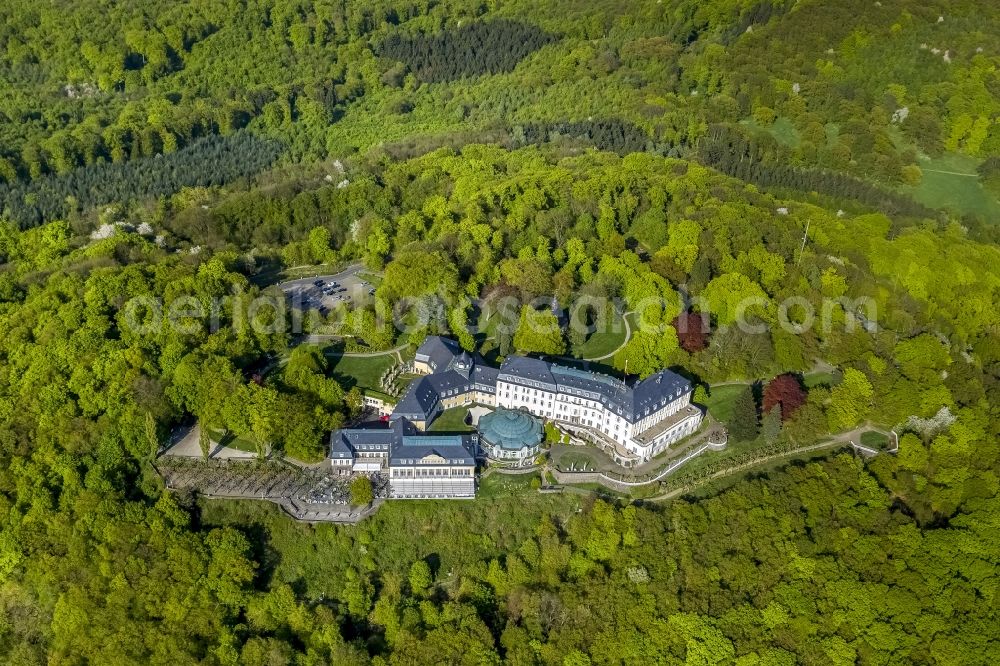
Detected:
left=156, top=458, right=389, bottom=506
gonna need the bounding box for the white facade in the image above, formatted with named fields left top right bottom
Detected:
left=389, top=454, right=476, bottom=498
left=495, top=376, right=701, bottom=462
left=385, top=337, right=705, bottom=469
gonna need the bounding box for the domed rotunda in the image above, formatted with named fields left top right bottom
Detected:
left=478, top=408, right=544, bottom=462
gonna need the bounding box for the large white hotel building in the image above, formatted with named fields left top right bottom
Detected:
left=328, top=336, right=704, bottom=498
left=396, top=336, right=703, bottom=465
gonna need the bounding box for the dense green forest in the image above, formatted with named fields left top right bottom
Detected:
left=0, top=0, right=998, bottom=663
left=2, top=0, right=999, bottom=214
left=0, top=142, right=997, bottom=662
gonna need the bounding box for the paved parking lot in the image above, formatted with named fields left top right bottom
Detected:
left=279, top=264, right=376, bottom=313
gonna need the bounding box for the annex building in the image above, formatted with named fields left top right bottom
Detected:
left=329, top=417, right=477, bottom=499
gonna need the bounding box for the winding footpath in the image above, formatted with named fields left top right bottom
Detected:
left=646, top=425, right=875, bottom=502
left=261, top=341, right=408, bottom=376
left=545, top=423, right=880, bottom=499
left=919, top=168, right=978, bottom=177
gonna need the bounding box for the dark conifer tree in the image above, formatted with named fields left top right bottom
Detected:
left=729, top=385, right=759, bottom=442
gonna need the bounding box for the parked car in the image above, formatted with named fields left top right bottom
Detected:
left=313, top=279, right=324, bottom=286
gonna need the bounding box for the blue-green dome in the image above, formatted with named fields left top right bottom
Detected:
left=479, top=409, right=543, bottom=451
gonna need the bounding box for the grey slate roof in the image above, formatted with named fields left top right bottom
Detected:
left=414, top=335, right=462, bottom=372
left=328, top=432, right=355, bottom=459
left=498, top=355, right=691, bottom=422
left=392, top=376, right=441, bottom=421
left=426, top=370, right=472, bottom=395
left=333, top=338, right=692, bottom=464
left=630, top=370, right=692, bottom=419
left=497, top=356, right=557, bottom=390
left=329, top=419, right=418, bottom=457
left=472, top=364, right=499, bottom=390
left=328, top=418, right=475, bottom=464
left=391, top=434, right=477, bottom=466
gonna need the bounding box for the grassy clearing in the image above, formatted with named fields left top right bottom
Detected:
left=860, top=430, right=890, bottom=449
left=429, top=406, right=474, bottom=432
left=703, top=384, right=746, bottom=423
left=557, top=451, right=601, bottom=471
left=803, top=370, right=837, bottom=388
left=477, top=471, right=541, bottom=499
left=392, top=372, right=420, bottom=395
left=206, top=428, right=258, bottom=453
left=574, top=312, right=629, bottom=359
left=326, top=353, right=396, bottom=394
left=906, top=152, right=1000, bottom=221
left=198, top=488, right=579, bottom=601
left=683, top=443, right=853, bottom=501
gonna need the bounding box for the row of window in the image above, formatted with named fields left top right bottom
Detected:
left=390, top=467, right=473, bottom=477
left=353, top=445, right=388, bottom=453
left=392, top=493, right=475, bottom=499
left=643, top=415, right=701, bottom=456
left=395, top=458, right=468, bottom=465
left=484, top=444, right=538, bottom=459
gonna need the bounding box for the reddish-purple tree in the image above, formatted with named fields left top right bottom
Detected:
left=762, top=374, right=807, bottom=421
left=672, top=311, right=710, bottom=353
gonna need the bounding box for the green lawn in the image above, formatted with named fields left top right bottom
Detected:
left=860, top=430, right=890, bottom=450
left=703, top=384, right=747, bottom=424
left=803, top=370, right=837, bottom=388
left=683, top=441, right=850, bottom=501
left=905, top=152, right=1000, bottom=221
left=573, top=311, right=629, bottom=359
left=357, top=271, right=383, bottom=287
left=477, top=471, right=541, bottom=499
left=206, top=428, right=259, bottom=453
left=739, top=120, right=1000, bottom=223
left=555, top=480, right=630, bottom=500
left=429, top=406, right=474, bottom=432
left=326, top=353, right=397, bottom=394
left=472, top=305, right=513, bottom=360
left=556, top=451, right=601, bottom=472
